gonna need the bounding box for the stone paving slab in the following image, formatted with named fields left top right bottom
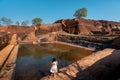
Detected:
left=0, top=45, right=14, bottom=68
left=6, top=45, right=19, bottom=65
left=0, top=45, right=19, bottom=80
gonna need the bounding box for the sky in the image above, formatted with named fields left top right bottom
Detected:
left=0, top=0, right=120, bottom=25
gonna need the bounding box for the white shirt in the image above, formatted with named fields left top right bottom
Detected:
left=50, top=61, right=58, bottom=73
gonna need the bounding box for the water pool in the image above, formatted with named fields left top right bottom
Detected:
left=14, top=43, right=92, bottom=80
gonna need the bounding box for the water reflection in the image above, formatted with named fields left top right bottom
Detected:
left=14, top=43, right=92, bottom=80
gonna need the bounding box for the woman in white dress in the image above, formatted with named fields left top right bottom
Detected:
left=50, top=58, right=58, bottom=77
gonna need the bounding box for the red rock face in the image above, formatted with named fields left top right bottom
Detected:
left=0, top=26, right=34, bottom=41
left=34, top=23, right=62, bottom=35
left=55, top=18, right=120, bottom=35
left=0, top=27, right=8, bottom=32
left=1, top=18, right=120, bottom=36
left=0, top=26, right=34, bottom=34
left=6, top=26, right=34, bottom=34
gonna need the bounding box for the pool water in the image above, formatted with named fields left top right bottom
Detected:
left=14, top=43, right=92, bottom=80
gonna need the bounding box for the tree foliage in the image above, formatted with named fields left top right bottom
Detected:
left=1, top=17, right=13, bottom=25
left=73, top=8, right=87, bottom=18
left=16, top=21, right=20, bottom=26
left=32, top=18, right=42, bottom=25
left=21, top=20, right=29, bottom=26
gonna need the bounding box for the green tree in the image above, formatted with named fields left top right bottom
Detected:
left=1, top=17, right=13, bottom=25
left=73, top=8, right=87, bottom=18
left=32, top=18, right=42, bottom=25
left=21, top=20, right=29, bottom=26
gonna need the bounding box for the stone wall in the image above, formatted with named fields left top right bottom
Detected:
left=0, top=32, right=10, bottom=50
left=56, top=33, right=115, bottom=50
left=0, top=26, right=34, bottom=41
left=0, top=27, right=8, bottom=32
left=34, top=23, right=62, bottom=35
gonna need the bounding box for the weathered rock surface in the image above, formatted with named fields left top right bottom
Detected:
left=0, top=18, right=120, bottom=44
left=55, top=18, right=120, bottom=35
left=33, top=23, right=62, bottom=35
left=111, top=37, right=120, bottom=49
left=56, top=32, right=118, bottom=50
left=0, top=32, right=10, bottom=50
